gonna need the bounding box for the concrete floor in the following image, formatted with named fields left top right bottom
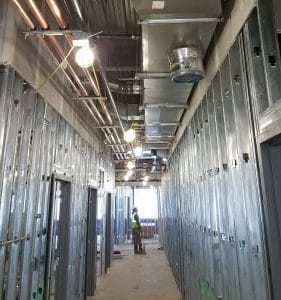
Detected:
left=90, top=242, right=182, bottom=300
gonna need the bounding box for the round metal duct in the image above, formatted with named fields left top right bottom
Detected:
left=168, top=46, right=204, bottom=83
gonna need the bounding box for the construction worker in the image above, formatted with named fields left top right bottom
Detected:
left=131, top=206, right=145, bottom=254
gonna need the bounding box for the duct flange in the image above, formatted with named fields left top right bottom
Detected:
left=168, top=46, right=204, bottom=83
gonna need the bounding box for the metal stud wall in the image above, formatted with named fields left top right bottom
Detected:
left=159, top=2, right=281, bottom=298
left=114, top=187, right=133, bottom=244
left=0, top=65, right=115, bottom=300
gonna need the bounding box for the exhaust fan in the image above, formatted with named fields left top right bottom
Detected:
left=168, top=46, right=204, bottom=83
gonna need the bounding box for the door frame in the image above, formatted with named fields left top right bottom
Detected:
left=44, top=175, right=72, bottom=300
left=85, top=187, right=98, bottom=297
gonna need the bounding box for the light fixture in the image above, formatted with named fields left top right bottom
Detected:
left=162, top=157, right=168, bottom=162
left=127, top=161, right=135, bottom=170
left=143, top=176, right=149, bottom=182
left=127, top=170, right=133, bottom=176
left=142, top=181, right=147, bottom=186
left=124, top=128, right=136, bottom=143
left=133, top=145, right=143, bottom=157
left=124, top=175, right=129, bottom=181
left=75, top=46, right=94, bottom=68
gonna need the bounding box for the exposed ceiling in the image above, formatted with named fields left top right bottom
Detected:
left=11, top=0, right=222, bottom=185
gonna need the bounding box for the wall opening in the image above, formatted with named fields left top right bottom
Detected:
left=45, top=177, right=71, bottom=300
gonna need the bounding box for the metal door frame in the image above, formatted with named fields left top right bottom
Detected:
left=259, top=140, right=281, bottom=299
left=105, top=193, right=112, bottom=272
left=44, top=175, right=72, bottom=300
left=85, top=187, right=97, bottom=297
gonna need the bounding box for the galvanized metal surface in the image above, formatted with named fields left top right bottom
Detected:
left=159, top=24, right=271, bottom=299
left=114, top=187, right=133, bottom=244
left=144, top=78, right=192, bottom=138
left=0, top=65, right=115, bottom=300
left=138, top=0, right=221, bottom=152
left=243, top=2, right=281, bottom=299
left=132, top=0, right=221, bottom=21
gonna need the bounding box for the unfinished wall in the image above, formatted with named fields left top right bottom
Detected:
left=160, top=1, right=281, bottom=299
left=114, top=186, right=133, bottom=244
left=0, top=0, right=101, bottom=151
left=0, top=65, right=114, bottom=300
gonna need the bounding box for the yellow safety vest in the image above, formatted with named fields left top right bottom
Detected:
left=132, top=214, right=139, bottom=229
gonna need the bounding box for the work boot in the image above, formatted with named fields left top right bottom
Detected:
left=138, top=246, right=146, bottom=254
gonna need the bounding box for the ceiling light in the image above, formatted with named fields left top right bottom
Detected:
left=142, top=181, right=147, bottom=186
left=75, top=46, right=94, bottom=68
left=127, top=161, right=135, bottom=170
left=124, top=128, right=136, bottom=143
left=152, top=1, right=165, bottom=9
left=124, top=175, right=129, bottom=181
left=133, top=145, right=143, bottom=157
left=162, top=157, right=168, bottom=162
left=127, top=170, right=133, bottom=176
left=143, top=176, right=149, bottom=182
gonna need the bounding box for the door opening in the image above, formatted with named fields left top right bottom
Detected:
left=105, top=193, right=112, bottom=272
left=260, top=135, right=281, bottom=299
left=85, top=188, right=97, bottom=297
left=45, top=178, right=71, bottom=300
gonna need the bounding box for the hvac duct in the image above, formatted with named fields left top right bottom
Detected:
left=168, top=46, right=204, bottom=83
left=108, top=79, right=143, bottom=94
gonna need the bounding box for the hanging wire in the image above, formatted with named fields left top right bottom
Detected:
left=36, top=45, right=75, bottom=93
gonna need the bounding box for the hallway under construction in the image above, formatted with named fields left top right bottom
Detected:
left=1, top=0, right=281, bottom=299
left=91, top=243, right=181, bottom=300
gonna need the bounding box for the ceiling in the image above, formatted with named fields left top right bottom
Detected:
left=11, top=0, right=222, bottom=185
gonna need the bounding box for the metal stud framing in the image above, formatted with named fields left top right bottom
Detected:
left=159, top=2, right=281, bottom=297
left=0, top=65, right=115, bottom=300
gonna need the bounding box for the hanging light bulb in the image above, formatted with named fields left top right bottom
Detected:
left=124, top=128, right=136, bottom=143
left=124, top=175, right=129, bottom=181
left=142, top=181, right=147, bottom=186
left=75, top=46, right=94, bottom=68
left=143, top=175, right=149, bottom=182
left=127, top=161, right=135, bottom=170
left=133, top=145, right=143, bottom=157
left=127, top=170, right=133, bottom=176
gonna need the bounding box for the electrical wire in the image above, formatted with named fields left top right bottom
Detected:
left=36, top=45, right=75, bottom=93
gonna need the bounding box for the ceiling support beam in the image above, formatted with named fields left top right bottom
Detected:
left=172, top=0, right=258, bottom=153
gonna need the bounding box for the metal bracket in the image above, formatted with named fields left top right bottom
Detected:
left=23, top=29, right=83, bottom=39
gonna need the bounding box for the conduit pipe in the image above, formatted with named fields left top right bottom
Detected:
left=37, top=36, right=80, bottom=95
left=12, top=0, right=35, bottom=29
left=14, top=0, right=125, bottom=159
left=47, top=35, right=88, bottom=96
left=46, top=0, right=68, bottom=29
left=24, top=0, right=89, bottom=99
left=11, top=1, right=82, bottom=96
left=24, top=0, right=48, bottom=29
left=96, top=56, right=135, bottom=158
left=84, top=101, right=121, bottom=159
left=10, top=1, right=118, bottom=156
left=63, top=13, right=125, bottom=157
